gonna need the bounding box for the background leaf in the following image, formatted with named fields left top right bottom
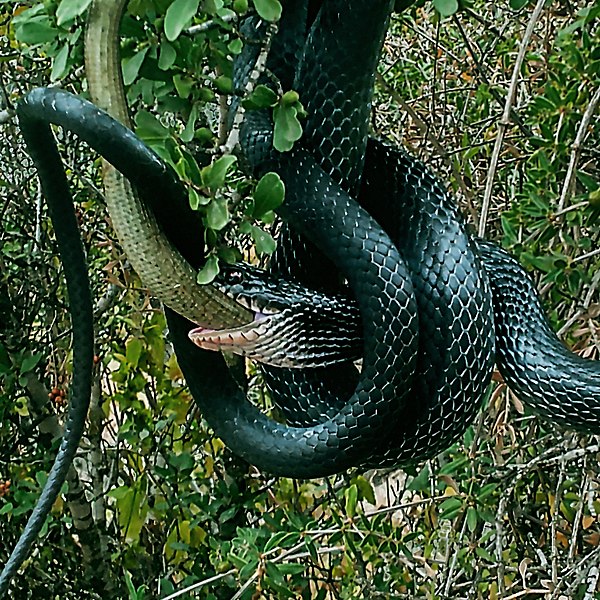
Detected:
left=253, top=0, right=282, bottom=22
left=164, top=0, right=201, bottom=41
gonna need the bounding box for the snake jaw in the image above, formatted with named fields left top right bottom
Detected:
left=189, top=310, right=274, bottom=348
left=188, top=311, right=313, bottom=366
left=189, top=262, right=364, bottom=368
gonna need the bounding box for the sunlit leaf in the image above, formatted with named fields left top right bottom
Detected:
left=197, top=255, right=220, bottom=284
left=164, top=0, right=200, bottom=41
left=433, top=0, right=458, bottom=17
left=201, top=155, right=237, bottom=191
left=56, top=0, right=92, bottom=25
left=253, top=172, right=285, bottom=217
left=273, top=104, right=303, bottom=152
left=253, top=0, right=282, bottom=22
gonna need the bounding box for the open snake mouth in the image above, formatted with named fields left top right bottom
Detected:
left=189, top=310, right=275, bottom=349
left=188, top=293, right=283, bottom=352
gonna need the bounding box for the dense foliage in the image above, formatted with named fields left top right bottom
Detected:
left=0, top=0, right=598, bottom=598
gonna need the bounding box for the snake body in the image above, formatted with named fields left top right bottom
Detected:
left=84, top=0, right=252, bottom=329
left=190, top=0, right=599, bottom=457
left=188, top=0, right=496, bottom=472
left=3, top=0, right=599, bottom=593
left=478, top=240, right=600, bottom=432
left=207, top=0, right=599, bottom=449
left=2, top=0, right=419, bottom=587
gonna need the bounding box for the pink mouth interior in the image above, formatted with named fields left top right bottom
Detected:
left=189, top=311, right=269, bottom=338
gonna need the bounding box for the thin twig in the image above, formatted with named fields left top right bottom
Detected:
left=572, top=247, right=600, bottom=264
left=452, top=14, right=533, bottom=139
left=478, top=0, right=547, bottom=236
left=375, top=72, right=476, bottom=217
left=161, top=569, right=237, bottom=600
left=186, top=13, right=236, bottom=36
left=557, top=86, right=600, bottom=211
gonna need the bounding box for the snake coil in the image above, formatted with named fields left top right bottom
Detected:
left=2, top=0, right=598, bottom=595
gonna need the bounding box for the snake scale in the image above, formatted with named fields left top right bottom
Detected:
left=1, top=0, right=598, bottom=593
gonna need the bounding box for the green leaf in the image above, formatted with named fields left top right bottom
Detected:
left=195, top=127, right=215, bottom=144
left=265, top=561, right=284, bottom=586
left=577, top=171, right=598, bottom=191
left=253, top=0, right=282, bottom=22
left=277, top=563, right=305, bottom=576
left=476, top=483, right=498, bottom=502
left=122, top=47, right=149, bottom=86
left=167, top=451, right=195, bottom=471
left=197, top=255, right=220, bottom=284
left=501, top=214, right=518, bottom=245
left=233, top=0, right=249, bottom=13
left=204, top=0, right=224, bottom=14
left=124, top=571, right=137, bottom=599
left=228, top=38, right=243, bottom=55
left=589, top=189, right=600, bottom=209
left=248, top=225, right=276, bottom=254
left=354, top=475, right=376, bottom=505
left=345, top=483, right=358, bottom=518
left=20, top=353, right=42, bottom=374
left=201, top=155, right=237, bottom=191
left=108, top=485, right=131, bottom=500
left=217, top=246, right=243, bottom=264
left=243, top=84, right=279, bottom=109
left=273, top=104, right=303, bottom=152
left=56, top=0, right=92, bottom=26
left=438, top=456, right=469, bottom=475
left=158, top=40, right=177, bottom=70
left=509, top=0, right=531, bottom=9
left=206, top=197, right=230, bottom=230
left=264, top=531, right=301, bottom=553
left=219, top=505, right=238, bottom=523
left=439, top=496, right=463, bottom=520
left=173, top=74, right=194, bottom=99
left=50, top=43, right=69, bottom=82
left=181, top=111, right=198, bottom=143
left=164, top=0, right=201, bottom=41
left=407, top=464, right=430, bottom=492
left=189, top=188, right=210, bottom=210
left=15, top=17, right=58, bottom=45
left=466, top=506, right=479, bottom=532
left=135, top=111, right=171, bottom=143
left=125, top=338, right=143, bottom=368
left=433, top=0, right=459, bottom=17
left=113, top=486, right=148, bottom=543
left=475, top=546, right=495, bottom=562
left=214, top=75, right=233, bottom=94
left=253, top=172, right=285, bottom=217
left=280, top=90, right=299, bottom=105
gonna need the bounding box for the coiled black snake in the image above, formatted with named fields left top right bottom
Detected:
left=1, top=0, right=598, bottom=593
left=182, top=0, right=599, bottom=468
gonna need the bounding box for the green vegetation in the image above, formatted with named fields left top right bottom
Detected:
left=0, top=0, right=598, bottom=597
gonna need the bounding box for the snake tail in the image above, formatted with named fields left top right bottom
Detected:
left=0, top=108, right=94, bottom=598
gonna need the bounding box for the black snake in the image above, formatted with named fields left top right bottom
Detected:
left=183, top=0, right=599, bottom=469
left=1, top=0, right=599, bottom=593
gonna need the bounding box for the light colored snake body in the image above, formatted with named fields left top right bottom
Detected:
left=85, top=0, right=251, bottom=329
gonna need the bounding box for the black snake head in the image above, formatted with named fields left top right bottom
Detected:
left=188, top=262, right=362, bottom=368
